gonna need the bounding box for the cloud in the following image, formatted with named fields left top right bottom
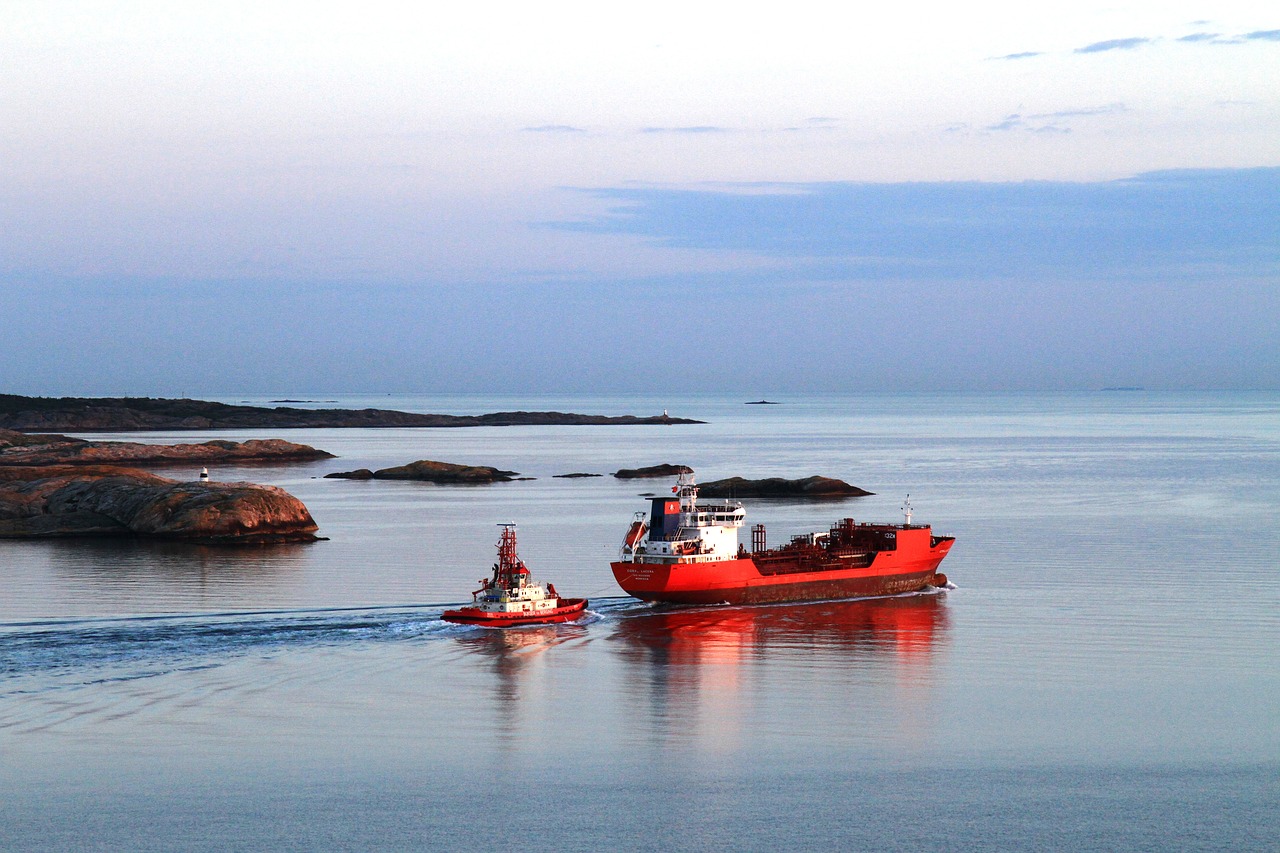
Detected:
left=1026, top=103, right=1127, bottom=119
left=524, top=124, right=587, bottom=133
left=780, top=123, right=839, bottom=133
left=530, top=168, right=1280, bottom=392
left=554, top=168, right=1280, bottom=283
left=983, top=108, right=1111, bottom=134
left=1006, top=27, right=1279, bottom=59
left=786, top=117, right=842, bottom=130
left=9, top=170, right=1278, bottom=394
left=1075, top=37, right=1152, bottom=53
left=986, top=115, right=1025, bottom=131
left=639, top=126, right=731, bottom=134
left=639, top=123, right=841, bottom=136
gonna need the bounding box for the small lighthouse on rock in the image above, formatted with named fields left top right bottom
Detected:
left=199, top=467, right=209, bottom=483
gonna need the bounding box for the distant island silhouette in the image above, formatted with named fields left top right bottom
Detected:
left=0, top=394, right=705, bottom=432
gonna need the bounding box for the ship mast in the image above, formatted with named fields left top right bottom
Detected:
left=676, top=469, right=698, bottom=514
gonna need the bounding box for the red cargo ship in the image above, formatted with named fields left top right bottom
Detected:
left=610, top=471, right=954, bottom=605
left=444, top=524, right=587, bottom=626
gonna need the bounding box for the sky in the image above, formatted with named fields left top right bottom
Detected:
left=1, top=1, right=1278, bottom=395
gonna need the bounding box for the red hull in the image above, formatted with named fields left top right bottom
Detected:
left=442, top=598, right=588, bottom=627
left=612, top=528, right=953, bottom=606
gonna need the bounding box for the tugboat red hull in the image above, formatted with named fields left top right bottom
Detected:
left=442, top=598, right=589, bottom=627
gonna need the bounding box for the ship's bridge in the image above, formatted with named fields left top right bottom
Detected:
left=647, top=496, right=745, bottom=540
left=631, top=471, right=747, bottom=562
left=638, top=495, right=745, bottom=562
left=687, top=502, right=746, bottom=528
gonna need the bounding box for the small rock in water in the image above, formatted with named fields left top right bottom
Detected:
left=613, top=464, right=692, bottom=479
left=324, top=469, right=374, bottom=480
left=372, top=460, right=520, bottom=483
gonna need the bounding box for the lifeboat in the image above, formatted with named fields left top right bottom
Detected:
left=443, top=524, right=588, bottom=626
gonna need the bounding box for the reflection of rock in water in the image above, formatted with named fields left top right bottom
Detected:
left=37, top=536, right=310, bottom=612
left=606, top=594, right=951, bottom=751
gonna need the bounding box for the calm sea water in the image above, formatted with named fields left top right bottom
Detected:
left=2, top=392, right=1277, bottom=851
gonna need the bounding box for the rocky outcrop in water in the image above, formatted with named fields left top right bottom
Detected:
left=0, top=465, right=321, bottom=543
left=0, top=395, right=703, bottom=432
left=0, top=429, right=332, bottom=466
left=325, top=460, right=520, bottom=483
left=696, top=476, right=873, bottom=498
left=324, top=468, right=374, bottom=480
left=613, top=464, right=693, bottom=479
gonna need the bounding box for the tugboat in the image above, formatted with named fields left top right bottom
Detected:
left=611, top=471, right=954, bottom=605
left=443, top=524, right=588, bottom=626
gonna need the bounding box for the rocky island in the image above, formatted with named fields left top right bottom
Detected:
left=325, top=460, right=521, bottom=483
left=0, top=465, right=320, bottom=543
left=610, top=465, right=870, bottom=497
left=696, top=476, right=872, bottom=498
left=0, top=429, right=332, bottom=466
left=613, top=464, right=694, bottom=479
left=0, top=395, right=703, bottom=432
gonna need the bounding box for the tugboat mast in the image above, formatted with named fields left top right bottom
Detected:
left=493, top=523, right=528, bottom=591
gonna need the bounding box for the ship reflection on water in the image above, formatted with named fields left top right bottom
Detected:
left=605, top=593, right=952, bottom=754
left=441, top=594, right=951, bottom=759
left=609, top=593, right=948, bottom=663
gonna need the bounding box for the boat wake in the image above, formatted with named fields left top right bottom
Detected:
left=1, top=590, right=949, bottom=710
left=0, top=597, right=653, bottom=694
left=0, top=605, right=511, bottom=698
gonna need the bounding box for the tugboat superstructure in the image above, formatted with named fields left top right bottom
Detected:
left=443, top=525, right=588, bottom=626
